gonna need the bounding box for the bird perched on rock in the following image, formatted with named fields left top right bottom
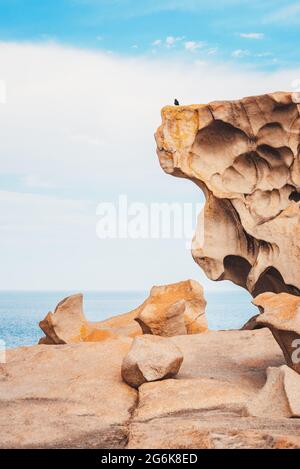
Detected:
left=174, top=99, right=180, bottom=106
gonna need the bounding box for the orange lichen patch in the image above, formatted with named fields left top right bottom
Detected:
left=96, top=310, right=141, bottom=337
left=79, top=323, right=90, bottom=340
left=157, top=106, right=199, bottom=158
left=84, top=328, right=119, bottom=342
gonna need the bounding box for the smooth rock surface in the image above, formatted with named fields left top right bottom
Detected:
left=0, top=338, right=137, bottom=448
left=121, top=335, right=183, bottom=388
left=156, top=93, right=300, bottom=297
left=128, top=329, right=300, bottom=449
left=246, top=365, right=300, bottom=418
left=3, top=328, right=300, bottom=449
left=135, top=280, right=207, bottom=336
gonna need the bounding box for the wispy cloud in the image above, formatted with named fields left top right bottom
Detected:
left=206, top=47, right=218, bottom=56
left=264, top=2, right=300, bottom=24
left=240, top=32, right=264, bottom=39
left=151, top=39, right=162, bottom=46
left=184, top=40, right=204, bottom=52
left=232, top=49, right=250, bottom=58
left=151, top=36, right=185, bottom=49
left=166, top=36, right=184, bottom=47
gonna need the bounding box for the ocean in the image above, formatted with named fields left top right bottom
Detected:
left=0, top=290, right=258, bottom=349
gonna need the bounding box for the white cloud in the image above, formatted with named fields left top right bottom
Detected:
left=206, top=47, right=218, bottom=56
left=254, top=52, right=273, bottom=58
left=240, top=33, right=264, bottom=39
left=151, top=39, right=162, bottom=46
left=232, top=49, right=250, bottom=58
left=165, top=36, right=184, bottom=47
left=1, top=41, right=300, bottom=290
left=184, top=41, right=204, bottom=52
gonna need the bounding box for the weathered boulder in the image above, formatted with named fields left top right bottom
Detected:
left=0, top=338, right=137, bottom=448
left=39, top=293, right=87, bottom=344
left=134, top=280, right=207, bottom=336
left=39, top=293, right=140, bottom=344
left=253, top=292, right=300, bottom=373
left=121, top=335, right=183, bottom=388
left=39, top=281, right=207, bottom=345
left=246, top=365, right=300, bottom=418
left=155, top=93, right=300, bottom=298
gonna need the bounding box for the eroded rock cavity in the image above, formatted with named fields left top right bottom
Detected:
left=155, top=92, right=300, bottom=297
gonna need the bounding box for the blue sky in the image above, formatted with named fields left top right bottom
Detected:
left=0, top=1, right=299, bottom=293
left=0, top=0, right=299, bottom=69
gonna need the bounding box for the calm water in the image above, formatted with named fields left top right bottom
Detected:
left=0, top=290, right=258, bottom=349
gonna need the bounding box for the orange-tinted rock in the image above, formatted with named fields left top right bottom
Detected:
left=39, top=294, right=87, bottom=344
left=253, top=292, right=300, bottom=373
left=135, top=280, right=207, bottom=336
left=0, top=338, right=137, bottom=448
left=39, top=281, right=207, bottom=345
left=39, top=294, right=141, bottom=345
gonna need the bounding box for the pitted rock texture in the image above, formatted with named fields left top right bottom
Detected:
left=156, top=92, right=300, bottom=297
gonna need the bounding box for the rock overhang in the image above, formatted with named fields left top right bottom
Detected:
left=156, top=92, right=300, bottom=297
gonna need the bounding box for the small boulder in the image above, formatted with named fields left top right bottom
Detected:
left=135, top=280, right=207, bottom=337
left=253, top=292, right=300, bottom=373
left=121, top=335, right=183, bottom=388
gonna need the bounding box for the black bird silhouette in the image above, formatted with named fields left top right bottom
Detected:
left=174, top=98, right=180, bottom=106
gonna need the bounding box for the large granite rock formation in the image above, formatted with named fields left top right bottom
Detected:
left=39, top=280, right=207, bottom=344
left=4, top=328, right=300, bottom=449
left=155, top=92, right=300, bottom=297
